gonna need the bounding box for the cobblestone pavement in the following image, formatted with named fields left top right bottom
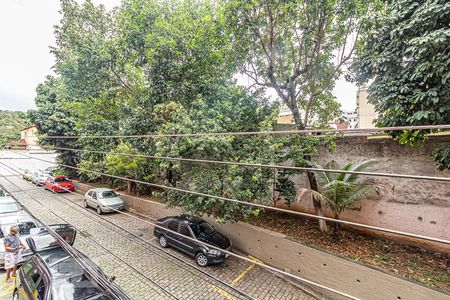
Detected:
left=0, top=161, right=312, bottom=300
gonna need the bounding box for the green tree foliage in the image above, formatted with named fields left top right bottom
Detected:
left=32, top=0, right=354, bottom=223
left=225, top=0, right=377, bottom=128
left=352, top=0, right=450, bottom=169
left=0, top=110, right=31, bottom=147
left=314, top=160, right=377, bottom=231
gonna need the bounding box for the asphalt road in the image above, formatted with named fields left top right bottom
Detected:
left=0, top=151, right=311, bottom=300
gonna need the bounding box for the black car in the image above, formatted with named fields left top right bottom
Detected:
left=13, top=224, right=129, bottom=300
left=154, top=215, right=232, bottom=267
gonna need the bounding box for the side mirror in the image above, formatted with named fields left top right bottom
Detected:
left=110, top=276, right=116, bottom=282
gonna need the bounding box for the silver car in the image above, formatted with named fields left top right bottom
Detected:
left=0, top=212, right=38, bottom=268
left=84, top=188, right=125, bottom=215
left=31, top=171, right=52, bottom=186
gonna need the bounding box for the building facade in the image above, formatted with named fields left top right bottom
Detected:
left=356, top=87, right=378, bottom=128
left=20, top=125, right=39, bottom=150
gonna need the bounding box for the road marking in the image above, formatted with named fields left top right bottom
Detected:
left=230, top=255, right=264, bottom=287
left=212, top=286, right=237, bottom=300
left=0, top=280, right=14, bottom=297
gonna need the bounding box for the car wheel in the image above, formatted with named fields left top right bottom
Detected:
left=159, top=235, right=168, bottom=248
left=96, top=206, right=103, bottom=215
left=195, top=252, right=208, bottom=267
left=84, top=199, right=89, bottom=208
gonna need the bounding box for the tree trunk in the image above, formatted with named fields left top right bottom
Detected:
left=307, top=170, right=328, bottom=233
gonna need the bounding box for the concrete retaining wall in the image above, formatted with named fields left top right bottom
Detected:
left=76, top=182, right=449, bottom=300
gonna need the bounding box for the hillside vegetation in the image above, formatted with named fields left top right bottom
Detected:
left=0, top=110, right=31, bottom=146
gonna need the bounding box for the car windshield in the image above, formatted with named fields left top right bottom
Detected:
left=190, top=221, right=215, bottom=238
left=100, top=191, right=117, bottom=198
left=0, top=190, right=6, bottom=197
left=54, top=177, right=70, bottom=183
left=1, top=221, right=37, bottom=237
left=49, top=255, right=114, bottom=300
left=0, top=202, right=20, bottom=214
left=40, top=173, right=51, bottom=178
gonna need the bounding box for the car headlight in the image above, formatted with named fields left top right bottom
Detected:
left=208, top=249, right=222, bottom=256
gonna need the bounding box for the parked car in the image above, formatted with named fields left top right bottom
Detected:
left=31, top=171, right=52, bottom=186
left=22, top=169, right=34, bottom=181
left=0, top=198, right=20, bottom=215
left=154, top=215, right=232, bottom=266
left=83, top=188, right=124, bottom=215
left=0, top=212, right=38, bottom=269
left=44, top=175, right=75, bottom=193
left=13, top=224, right=130, bottom=300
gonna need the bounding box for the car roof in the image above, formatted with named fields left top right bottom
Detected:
left=0, top=198, right=17, bottom=204
left=89, top=188, right=114, bottom=192
left=0, top=211, right=35, bottom=225
left=52, top=175, right=67, bottom=178
left=172, top=214, right=206, bottom=225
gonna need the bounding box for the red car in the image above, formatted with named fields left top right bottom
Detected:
left=44, top=176, right=75, bottom=193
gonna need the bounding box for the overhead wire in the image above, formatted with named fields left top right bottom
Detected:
left=0, top=166, right=179, bottom=300
left=1, top=154, right=361, bottom=300
left=37, top=124, right=450, bottom=139
left=28, top=145, right=450, bottom=183
left=9, top=150, right=450, bottom=245
left=0, top=160, right=255, bottom=300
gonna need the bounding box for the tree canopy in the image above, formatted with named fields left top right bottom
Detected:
left=353, top=0, right=450, bottom=169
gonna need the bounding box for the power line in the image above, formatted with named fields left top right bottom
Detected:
left=33, top=145, right=450, bottom=183
left=10, top=151, right=450, bottom=246
left=0, top=155, right=360, bottom=300
left=38, top=124, right=450, bottom=139
left=0, top=160, right=255, bottom=300
left=0, top=168, right=178, bottom=300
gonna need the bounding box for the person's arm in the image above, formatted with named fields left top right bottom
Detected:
left=4, top=241, right=16, bottom=252
left=19, top=240, right=26, bottom=250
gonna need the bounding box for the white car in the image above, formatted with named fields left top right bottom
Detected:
left=32, top=171, right=52, bottom=186
left=84, top=188, right=125, bottom=215
left=0, top=211, right=38, bottom=269
left=0, top=198, right=21, bottom=215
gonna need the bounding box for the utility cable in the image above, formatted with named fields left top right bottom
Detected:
left=30, top=145, right=450, bottom=183
left=0, top=169, right=179, bottom=300
left=37, top=124, right=450, bottom=139
left=10, top=150, right=450, bottom=245
left=0, top=155, right=360, bottom=300
left=0, top=160, right=254, bottom=300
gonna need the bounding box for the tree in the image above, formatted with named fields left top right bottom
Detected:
left=352, top=0, right=450, bottom=169
left=225, top=0, right=377, bottom=232
left=314, top=160, right=377, bottom=231
left=105, top=142, right=147, bottom=193
left=0, top=110, right=30, bottom=147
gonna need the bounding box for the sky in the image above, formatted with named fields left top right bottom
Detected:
left=0, top=0, right=357, bottom=113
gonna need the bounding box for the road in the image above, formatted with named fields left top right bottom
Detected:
left=0, top=152, right=311, bottom=300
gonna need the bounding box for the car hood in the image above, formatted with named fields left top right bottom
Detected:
left=199, top=232, right=231, bottom=250
left=55, top=182, right=73, bottom=187
left=99, top=197, right=123, bottom=206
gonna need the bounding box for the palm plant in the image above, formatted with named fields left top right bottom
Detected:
left=313, top=159, right=377, bottom=232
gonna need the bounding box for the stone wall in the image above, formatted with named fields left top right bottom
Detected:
left=278, top=134, right=450, bottom=245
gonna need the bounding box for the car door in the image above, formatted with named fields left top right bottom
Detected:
left=177, top=222, right=196, bottom=256
left=91, top=191, right=99, bottom=206
left=166, top=219, right=182, bottom=249
left=16, top=258, right=48, bottom=300
left=85, top=191, right=93, bottom=206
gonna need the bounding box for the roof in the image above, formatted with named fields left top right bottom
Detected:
left=89, top=187, right=114, bottom=192
left=174, top=214, right=206, bottom=224
left=0, top=211, right=35, bottom=225
left=21, top=125, right=36, bottom=131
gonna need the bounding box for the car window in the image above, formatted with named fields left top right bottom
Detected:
left=24, top=262, right=42, bottom=291
left=54, top=177, right=70, bottom=183
left=1, top=222, right=37, bottom=237
left=190, top=222, right=215, bottom=238
left=0, top=202, right=20, bottom=214
left=100, top=191, right=117, bottom=198
left=167, top=220, right=179, bottom=232
left=179, top=224, right=191, bottom=237
left=92, top=192, right=98, bottom=200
